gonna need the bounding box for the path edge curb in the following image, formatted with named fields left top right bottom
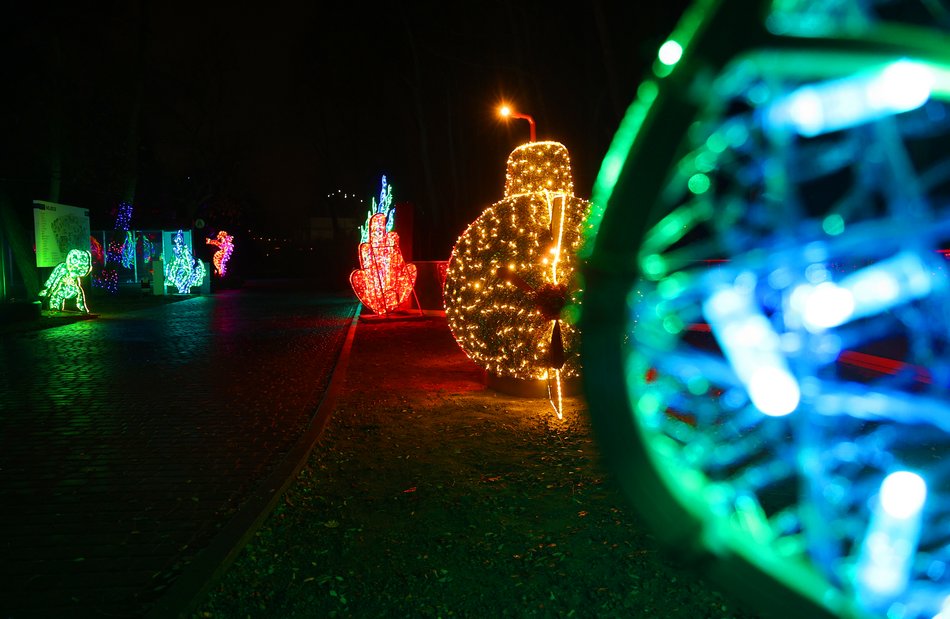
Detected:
left=146, top=302, right=363, bottom=619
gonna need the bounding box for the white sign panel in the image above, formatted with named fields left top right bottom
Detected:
left=33, top=200, right=91, bottom=267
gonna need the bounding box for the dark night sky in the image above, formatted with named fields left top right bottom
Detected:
left=1, top=1, right=690, bottom=261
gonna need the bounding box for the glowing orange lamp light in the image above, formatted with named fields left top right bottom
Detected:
left=499, top=104, right=536, bottom=142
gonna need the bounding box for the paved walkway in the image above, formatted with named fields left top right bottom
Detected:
left=0, top=287, right=358, bottom=618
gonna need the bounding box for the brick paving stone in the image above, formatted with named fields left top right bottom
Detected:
left=0, top=288, right=357, bottom=617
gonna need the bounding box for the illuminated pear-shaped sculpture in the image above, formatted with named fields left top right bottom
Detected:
left=444, top=141, right=591, bottom=412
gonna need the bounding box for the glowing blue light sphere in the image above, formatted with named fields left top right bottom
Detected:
left=581, top=1, right=950, bottom=618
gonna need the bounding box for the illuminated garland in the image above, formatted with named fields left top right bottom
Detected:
left=114, top=201, right=133, bottom=231
left=39, top=249, right=92, bottom=312
left=359, top=176, right=395, bottom=243
left=206, top=230, right=235, bottom=276
left=164, top=229, right=205, bottom=293
left=94, top=268, right=118, bottom=293
left=97, top=237, right=121, bottom=293
left=444, top=141, right=590, bottom=417
left=107, top=239, right=124, bottom=262
left=350, top=212, right=416, bottom=314
left=119, top=231, right=135, bottom=268
left=140, top=233, right=155, bottom=263
left=89, top=236, right=104, bottom=264
left=96, top=201, right=136, bottom=292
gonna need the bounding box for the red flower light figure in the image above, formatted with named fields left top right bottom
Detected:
left=350, top=212, right=417, bottom=314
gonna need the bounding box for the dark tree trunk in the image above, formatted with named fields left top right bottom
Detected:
left=46, top=26, right=64, bottom=202
left=121, top=0, right=149, bottom=206
left=0, top=192, right=40, bottom=299
left=592, top=0, right=625, bottom=122
left=401, top=13, right=441, bottom=259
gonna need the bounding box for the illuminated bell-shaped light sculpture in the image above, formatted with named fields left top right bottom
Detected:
left=444, top=141, right=590, bottom=417
left=39, top=248, right=93, bottom=313
left=350, top=212, right=417, bottom=314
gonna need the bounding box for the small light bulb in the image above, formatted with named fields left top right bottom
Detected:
left=658, top=40, right=683, bottom=66
left=880, top=471, right=927, bottom=519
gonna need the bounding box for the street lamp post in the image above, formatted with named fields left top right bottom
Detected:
left=499, top=105, right=536, bottom=142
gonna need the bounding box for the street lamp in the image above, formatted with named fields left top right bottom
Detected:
left=499, top=104, right=536, bottom=142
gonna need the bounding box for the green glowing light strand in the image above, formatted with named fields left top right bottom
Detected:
left=580, top=0, right=875, bottom=616
left=39, top=249, right=92, bottom=312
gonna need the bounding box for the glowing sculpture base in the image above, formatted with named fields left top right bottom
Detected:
left=357, top=309, right=427, bottom=323
left=486, top=373, right=582, bottom=399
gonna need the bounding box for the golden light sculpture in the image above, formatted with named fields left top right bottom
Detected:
left=444, top=140, right=590, bottom=418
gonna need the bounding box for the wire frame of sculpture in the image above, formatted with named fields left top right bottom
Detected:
left=39, top=248, right=93, bottom=313
left=580, top=1, right=950, bottom=618
left=350, top=212, right=416, bottom=314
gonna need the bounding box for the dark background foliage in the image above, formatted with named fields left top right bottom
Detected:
left=1, top=1, right=690, bottom=270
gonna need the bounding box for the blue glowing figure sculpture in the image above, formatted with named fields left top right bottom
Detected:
left=164, top=230, right=205, bottom=294
left=581, top=1, right=950, bottom=617
left=39, top=249, right=93, bottom=313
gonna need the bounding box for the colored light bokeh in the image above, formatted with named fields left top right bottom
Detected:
left=581, top=0, right=950, bottom=617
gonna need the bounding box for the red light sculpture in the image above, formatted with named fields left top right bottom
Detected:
left=350, top=212, right=417, bottom=314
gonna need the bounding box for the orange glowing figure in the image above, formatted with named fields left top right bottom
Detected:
left=205, top=230, right=234, bottom=276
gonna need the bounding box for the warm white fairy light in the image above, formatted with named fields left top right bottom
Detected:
left=444, top=141, right=591, bottom=418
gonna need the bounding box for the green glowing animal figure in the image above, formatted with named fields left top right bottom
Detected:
left=39, top=248, right=93, bottom=312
